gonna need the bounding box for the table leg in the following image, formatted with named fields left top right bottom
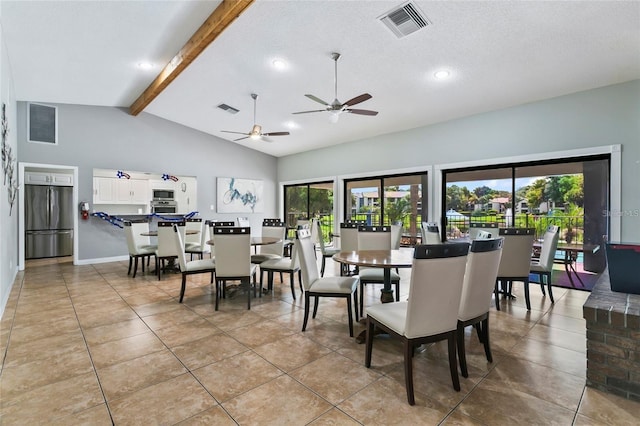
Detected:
left=380, top=268, right=394, bottom=303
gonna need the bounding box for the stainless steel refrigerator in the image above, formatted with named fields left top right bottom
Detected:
left=25, top=184, right=74, bottom=259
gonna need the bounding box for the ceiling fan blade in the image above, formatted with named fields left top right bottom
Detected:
left=305, top=94, right=330, bottom=106
left=345, top=108, right=378, bottom=116
left=343, top=93, right=372, bottom=107
left=292, top=109, right=326, bottom=115
left=233, top=136, right=250, bottom=141
left=221, top=130, right=249, bottom=135
left=262, top=131, right=290, bottom=137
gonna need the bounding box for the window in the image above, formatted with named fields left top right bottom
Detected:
left=344, top=172, right=427, bottom=246
left=442, top=155, right=609, bottom=272
left=284, top=181, right=334, bottom=236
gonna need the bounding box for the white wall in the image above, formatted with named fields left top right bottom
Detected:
left=16, top=103, right=278, bottom=262
left=278, top=80, right=640, bottom=241
left=0, top=10, right=19, bottom=316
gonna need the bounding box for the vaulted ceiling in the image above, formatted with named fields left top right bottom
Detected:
left=3, top=1, right=639, bottom=157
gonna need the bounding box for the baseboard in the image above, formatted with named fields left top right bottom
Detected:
left=75, top=255, right=128, bottom=265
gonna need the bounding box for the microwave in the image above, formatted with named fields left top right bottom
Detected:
left=152, top=189, right=174, bottom=200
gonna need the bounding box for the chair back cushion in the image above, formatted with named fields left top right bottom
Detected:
left=538, top=225, right=560, bottom=269
left=469, top=222, right=499, bottom=240
left=405, top=243, right=469, bottom=338
left=295, top=228, right=319, bottom=290
left=259, top=222, right=286, bottom=256
left=157, top=221, right=185, bottom=257
left=237, top=217, right=250, bottom=227
left=130, top=220, right=151, bottom=248
left=421, top=222, right=441, bottom=244
left=185, top=218, right=203, bottom=244
left=357, top=225, right=391, bottom=250
left=213, top=227, right=251, bottom=277
left=173, top=224, right=189, bottom=270
left=459, top=238, right=504, bottom=321
left=497, top=228, right=535, bottom=277
left=340, top=222, right=359, bottom=252
left=123, top=222, right=137, bottom=254
left=390, top=224, right=402, bottom=250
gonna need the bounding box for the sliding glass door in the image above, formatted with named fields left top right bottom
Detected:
left=344, top=172, right=427, bottom=246
left=442, top=155, right=609, bottom=272
left=284, top=181, right=334, bottom=239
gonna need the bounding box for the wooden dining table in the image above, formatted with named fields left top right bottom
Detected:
left=141, top=229, right=199, bottom=237
left=332, top=248, right=414, bottom=302
left=206, top=236, right=281, bottom=246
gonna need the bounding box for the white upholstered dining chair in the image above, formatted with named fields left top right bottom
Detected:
left=365, top=242, right=470, bottom=405
left=295, top=228, right=359, bottom=336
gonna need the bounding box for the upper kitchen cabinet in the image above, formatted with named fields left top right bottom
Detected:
left=115, top=179, right=149, bottom=204
left=25, top=171, right=73, bottom=186
left=92, top=169, right=197, bottom=215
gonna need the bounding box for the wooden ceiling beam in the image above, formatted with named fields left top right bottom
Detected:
left=129, top=0, right=254, bottom=116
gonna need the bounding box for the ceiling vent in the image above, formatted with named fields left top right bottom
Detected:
left=217, top=103, right=239, bottom=114
left=379, top=2, right=430, bottom=38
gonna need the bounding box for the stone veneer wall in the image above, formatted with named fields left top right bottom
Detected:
left=583, top=270, right=640, bottom=401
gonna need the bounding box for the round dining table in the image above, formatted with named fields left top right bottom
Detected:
left=333, top=248, right=414, bottom=343
left=332, top=248, right=414, bottom=303
left=206, top=236, right=281, bottom=246
left=141, top=229, right=199, bottom=237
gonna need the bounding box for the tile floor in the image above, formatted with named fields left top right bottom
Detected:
left=1, top=255, right=639, bottom=425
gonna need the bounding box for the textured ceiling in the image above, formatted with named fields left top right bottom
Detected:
left=3, top=1, right=639, bottom=157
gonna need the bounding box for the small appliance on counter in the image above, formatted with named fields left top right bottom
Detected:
left=25, top=184, right=74, bottom=259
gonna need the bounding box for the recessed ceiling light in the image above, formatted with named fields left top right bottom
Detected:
left=272, top=58, right=287, bottom=70
left=137, top=62, right=155, bottom=70
left=284, top=121, right=299, bottom=129
left=434, top=70, right=451, bottom=80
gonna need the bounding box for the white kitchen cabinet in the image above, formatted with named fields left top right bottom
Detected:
left=26, top=171, right=73, bottom=186
left=149, top=180, right=175, bottom=190
left=93, top=177, right=148, bottom=205
left=93, top=177, right=116, bottom=204
left=175, top=177, right=197, bottom=213
left=116, top=179, right=149, bottom=204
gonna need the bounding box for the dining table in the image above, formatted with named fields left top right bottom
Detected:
left=333, top=248, right=414, bottom=343
left=141, top=229, right=199, bottom=237
left=206, top=236, right=281, bottom=246
left=534, top=242, right=600, bottom=288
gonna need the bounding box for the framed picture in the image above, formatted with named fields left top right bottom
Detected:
left=217, top=177, right=263, bottom=213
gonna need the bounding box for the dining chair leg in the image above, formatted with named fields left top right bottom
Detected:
left=128, top=256, right=133, bottom=275
left=302, top=293, right=311, bottom=332
left=365, top=318, right=375, bottom=368
left=289, top=272, right=296, bottom=300
left=448, top=332, right=461, bottom=392
left=354, top=289, right=359, bottom=321
left=524, top=278, right=531, bottom=310
left=133, top=257, right=139, bottom=278
left=259, top=270, right=265, bottom=297
left=179, top=274, right=187, bottom=303
left=545, top=272, right=554, bottom=303
left=244, top=277, right=251, bottom=310
left=494, top=281, right=501, bottom=311
left=320, top=257, right=326, bottom=277
left=395, top=282, right=400, bottom=302
left=312, top=295, right=320, bottom=318
left=456, top=323, right=469, bottom=378
left=359, top=283, right=365, bottom=318
left=347, top=296, right=354, bottom=337
left=403, top=339, right=415, bottom=405
left=482, top=317, right=493, bottom=363
left=215, top=280, right=220, bottom=311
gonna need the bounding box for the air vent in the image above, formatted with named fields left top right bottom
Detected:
left=217, top=103, right=239, bottom=114
left=379, top=1, right=430, bottom=38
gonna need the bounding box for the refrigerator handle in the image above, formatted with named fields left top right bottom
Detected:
left=48, top=186, right=53, bottom=228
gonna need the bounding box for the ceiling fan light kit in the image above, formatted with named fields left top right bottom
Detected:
left=220, top=93, right=290, bottom=143
left=292, top=52, right=379, bottom=120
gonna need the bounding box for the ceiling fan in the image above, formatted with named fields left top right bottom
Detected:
left=221, top=93, right=290, bottom=142
left=293, top=52, right=378, bottom=122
